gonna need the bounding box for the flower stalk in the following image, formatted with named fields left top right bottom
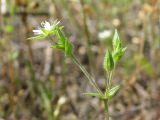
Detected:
left=71, top=54, right=103, bottom=95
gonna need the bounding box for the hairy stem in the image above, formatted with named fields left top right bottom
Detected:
left=71, top=54, right=103, bottom=95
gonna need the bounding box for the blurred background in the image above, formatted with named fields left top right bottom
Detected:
left=0, top=0, right=160, bottom=120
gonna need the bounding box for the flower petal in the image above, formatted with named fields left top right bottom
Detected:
left=41, top=21, right=51, bottom=30
left=32, top=29, right=42, bottom=35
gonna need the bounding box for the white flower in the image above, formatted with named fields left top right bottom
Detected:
left=32, top=20, right=60, bottom=35
left=41, top=21, right=52, bottom=31
left=98, top=30, right=112, bottom=40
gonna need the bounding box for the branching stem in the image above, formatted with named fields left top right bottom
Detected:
left=71, top=54, right=103, bottom=95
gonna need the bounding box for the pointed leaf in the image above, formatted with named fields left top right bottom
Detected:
left=84, top=92, right=102, bottom=97
left=113, top=29, right=121, bottom=50
left=103, top=50, right=114, bottom=72
left=51, top=43, right=64, bottom=49
left=28, top=35, right=46, bottom=40
left=112, top=47, right=127, bottom=62
left=64, top=39, right=73, bottom=56
left=56, top=28, right=66, bottom=44
left=107, top=85, right=121, bottom=98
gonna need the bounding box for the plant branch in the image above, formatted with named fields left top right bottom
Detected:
left=71, top=54, right=103, bottom=95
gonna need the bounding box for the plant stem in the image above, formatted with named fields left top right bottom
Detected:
left=71, top=54, right=103, bottom=95
left=104, top=71, right=113, bottom=120
left=108, top=71, right=113, bottom=89
left=104, top=100, right=110, bottom=120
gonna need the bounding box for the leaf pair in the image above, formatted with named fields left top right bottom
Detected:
left=84, top=85, right=121, bottom=100
left=51, top=27, right=73, bottom=56
left=112, top=29, right=127, bottom=62
left=104, top=84, right=121, bottom=99
left=103, top=29, right=127, bottom=72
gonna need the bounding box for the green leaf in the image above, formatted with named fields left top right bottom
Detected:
left=106, top=85, right=121, bottom=98
left=103, top=50, right=114, bottom=72
left=51, top=43, right=64, bottom=49
left=64, top=39, right=73, bottom=56
left=84, top=92, right=102, bottom=97
left=112, top=47, right=127, bottom=62
left=113, top=29, right=121, bottom=50
left=50, top=27, right=74, bottom=56
left=56, top=28, right=66, bottom=44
